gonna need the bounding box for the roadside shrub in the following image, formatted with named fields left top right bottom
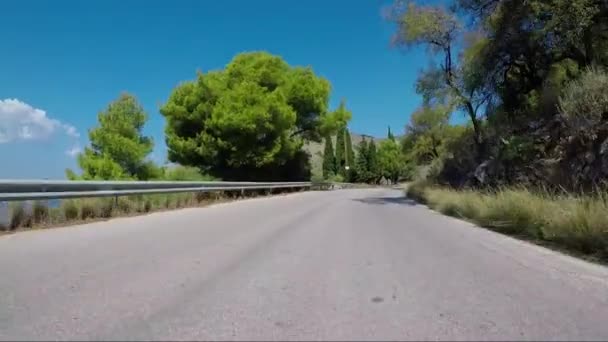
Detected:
left=406, top=183, right=608, bottom=260
left=143, top=199, right=152, bottom=212
left=80, top=200, right=97, bottom=220
left=195, top=191, right=212, bottom=203
left=10, top=203, right=32, bottom=229
left=62, top=200, right=79, bottom=221
left=164, top=195, right=173, bottom=209
left=116, top=197, right=134, bottom=214
left=559, top=67, right=608, bottom=130
left=97, top=198, right=114, bottom=218
left=32, top=201, right=49, bottom=224
left=329, top=174, right=345, bottom=183
left=161, top=165, right=215, bottom=181
left=48, top=207, right=63, bottom=224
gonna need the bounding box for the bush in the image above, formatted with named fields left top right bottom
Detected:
left=311, top=174, right=325, bottom=183
left=10, top=203, right=32, bottom=229
left=115, top=197, right=135, bottom=214
left=62, top=200, right=79, bottom=221
left=329, top=174, right=345, bottom=183
left=143, top=198, right=152, bottom=212
left=32, top=201, right=49, bottom=224
left=195, top=192, right=212, bottom=203
left=161, top=165, right=216, bottom=181
left=97, top=198, right=114, bottom=218
left=80, top=200, right=97, bottom=220
left=559, top=67, right=608, bottom=130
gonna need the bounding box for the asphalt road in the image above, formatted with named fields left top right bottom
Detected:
left=1, top=188, right=608, bottom=341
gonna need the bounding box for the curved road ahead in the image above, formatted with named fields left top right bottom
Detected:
left=1, top=189, right=608, bottom=341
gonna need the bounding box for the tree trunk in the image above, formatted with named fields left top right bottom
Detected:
left=465, top=101, right=486, bottom=161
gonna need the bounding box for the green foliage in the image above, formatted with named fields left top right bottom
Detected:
left=67, top=93, right=159, bottom=180
left=559, top=68, right=608, bottom=130
left=393, top=2, right=460, bottom=53
left=345, top=129, right=355, bottom=181
left=387, top=126, right=395, bottom=141
left=390, top=1, right=489, bottom=150
left=367, top=140, right=379, bottom=182
left=62, top=200, right=79, bottom=221
left=335, top=127, right=346, bottom=176
left=322, top=133, right=336, bottom=179
left=161, top=51, right=334, bottom=181
left=80, top=200, right=97, bottom=220
left=328, top=173, right=345, bottom=183
left=354, top=137, right=385, bottom=184
left=320, top=100, right=352, bottom=136
left=377, top=139, right=405, bottom=184
left=355, top=138, right=370, bottom=183
left=10, top=203, right=31, bottom=229
left=161, top=165, right=216, bottom=181
left=32, top=201, right=49, bottom=224
left=389, top=0, right=608, bottom=189
left=404, top=105, right=451, bottom=164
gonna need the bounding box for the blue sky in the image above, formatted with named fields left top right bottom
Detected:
left=0, top=0, right=429, bottom=179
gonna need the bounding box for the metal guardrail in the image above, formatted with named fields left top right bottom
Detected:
left=0, top=179, right=322, bottom=202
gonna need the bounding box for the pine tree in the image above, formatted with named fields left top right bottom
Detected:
left=322, top=134, right=336, bottom=179
left=335, top=127, right=346, bottom=176
left=345, top=129, right=355, bottom=181
left=66, top=93, right=159, bottom=180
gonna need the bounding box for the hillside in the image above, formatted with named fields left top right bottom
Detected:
left=303, top=133, right=387, bottom=178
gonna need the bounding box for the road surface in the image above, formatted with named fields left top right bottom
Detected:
left=1, top=188, right=607, bottom=341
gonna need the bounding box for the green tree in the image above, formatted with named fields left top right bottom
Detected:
left=387, top=126, right=395, bottom=141
left=66, top=93, right=158, bottom=180
left=335, top=127, right=346, bottom=176
left=161, top=52, right=338, bottom=181
left=160, top=165, right=215, bottom=181
left=330, top=100, right=352, bottom=177
left=405, top=105, right=451, bottom=163
left=378, top=139, right=404, bottom=184
left=345, top=128, right=355, bottom=181
left=355, top=138, right=370, bottom=183
left=322, top=133, right=336, bottom=179
left=367, top=139, right=379, bottom=183
left=389, top=2, right=491, bottom=156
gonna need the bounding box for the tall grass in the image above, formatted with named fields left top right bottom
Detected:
left=1, top=187, right=302, bottom=232
left=407, top=181, right=608, bottom=260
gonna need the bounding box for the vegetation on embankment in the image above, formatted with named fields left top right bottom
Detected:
left=1, top=188, right=304, bottom=233
left=406, top=181, right=608, bottom=261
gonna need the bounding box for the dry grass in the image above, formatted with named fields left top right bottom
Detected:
left=407, top=181, right=608, bottom=260
left=1, top=188, right=304, bottom=233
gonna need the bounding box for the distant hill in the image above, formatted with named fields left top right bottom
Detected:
left=303, top=133, right=388, bottom=177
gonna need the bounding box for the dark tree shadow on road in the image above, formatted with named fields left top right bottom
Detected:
left=352, top=196, right=418, bottom=206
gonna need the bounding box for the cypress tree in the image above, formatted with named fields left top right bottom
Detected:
left=355, top=138, right=369, bottom=183
left=335, top=127, right=346, bottom=176
left=367, top=139, right=379, bottom=184
left=345, top=129, right=355, bottom=181
left=322, top=134, right=336, bottom=179
left=387, top=126, right=395, bottom=141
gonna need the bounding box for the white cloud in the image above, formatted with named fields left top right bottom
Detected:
left=0, top=98, right=80, bottom=143
left=62, top=124, right=80, bottom=138
left=65, top=144, right=82, bottom=157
